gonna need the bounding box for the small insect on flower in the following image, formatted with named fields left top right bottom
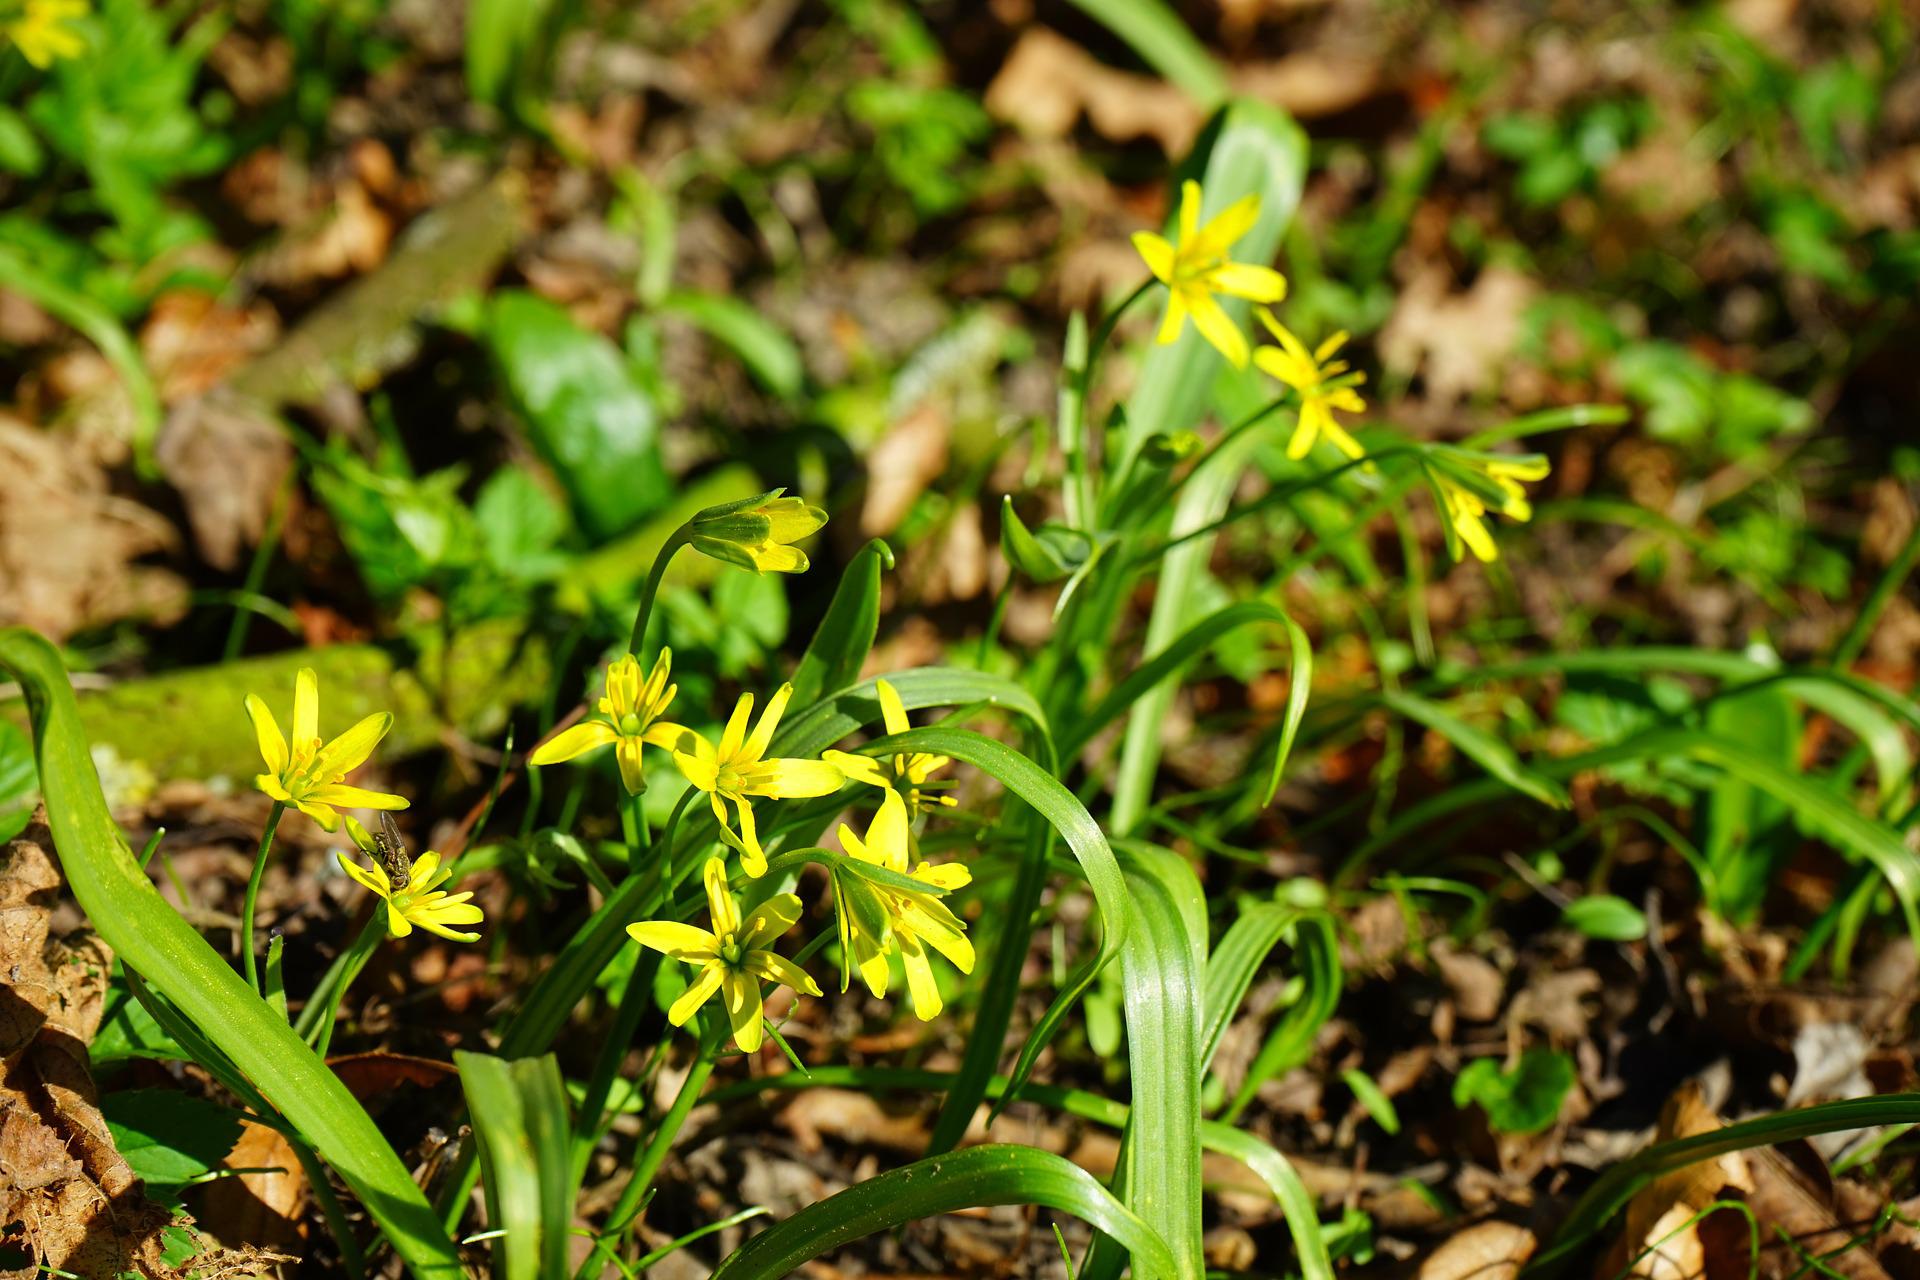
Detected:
left=1420, top=445, right=1553, bottom=563
left=245, top=668, right=407, bottom=832
left=527, top=649, right=685, bottom=795
left=674, top=684, right=843, bottom=877
left=822, top=679, right=956, bottom=821
left=1253, top=309, right=1368, bottom=462
left=1132, top=179, right=1287, bottom=370
left=626, top=857, right=821, bottom=1053
left=339, top=817, right=484, bottom=942
left=4, top=0, right=86, bottom=68
left=833, top=791, right=974, bottom=1021
left=688, top=489, right=827, bottom=574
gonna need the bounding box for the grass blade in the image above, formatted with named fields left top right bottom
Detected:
left=1380, top=689, right=1570, bottom=809
left=1065, top=0, right=1228, bottom=108
left=790, top=539, right=894, bottom=708
left=0, top=628, right=462, bottom=1278
left=710, top=1145, right=1177, bottom=1280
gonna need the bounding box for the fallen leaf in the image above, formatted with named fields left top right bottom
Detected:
left=0, top=414, right=186, bottom=641
left=1377, top=264, right=1538, bottom=410
left=0, top=814, right=173, bottom=1279
left=155, top=392, right=293, bottom=572
left=1418, top=1220, right=1537, bottom=1280
left=986, top=28, right=1201, bottom=156
left=198, top=1121, right=307, bottom=1256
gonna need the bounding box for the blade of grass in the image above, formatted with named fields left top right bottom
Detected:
left=0, top=628, right=462, bottom=1278
left=1380, top=690, right=1570, bottom=809
left=456, top=1052, right=576, bottom=1280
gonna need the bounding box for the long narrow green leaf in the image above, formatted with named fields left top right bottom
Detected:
left=1380, top=690, right=1570, bottom=809
left=790, top=539, right=894, bottom=709
left=710, top=1145, right=1177, bottom=1280
left=1066, top=601, right=1311, bottom=807
left=1065, top=0, right=1228, bottom=108
left=0, top=629, right=462, bottom=1278
left=1200, top=902, right=1326, bottom=1070
left=1109, top=102, right=1310, bottom=834
left=707, top=1068, right=1333, bottom=1280
left=1222, top=914, right=1339, bottom=1122
left=1105, top=843, right=1207, bottom=1280
left=868, top=727, right=1127, bottom=1114
left=456, top=1052, right=574, bottom=1280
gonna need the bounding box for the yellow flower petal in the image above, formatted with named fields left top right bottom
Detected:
left=1187, top=291, right=1249, bottom=369
left=528, top=720, right=618, bottom=766
left=718, top=693, right=753, bottom=760
left=312, top=712, right=393, bottom=778
left=900, top=936, right=943, bottom=1021
left=702, top=856, right=741, bottom=936
left=740, top=893, right=803, bottom=952
left=875, top=679, right=910, bottom=737
left=668, top=964, right=724, bottom=1026
left=1207, top=262, right=1285, bottom=303
left=745, top=949, right=820, bottom=997
left=745, top=683, right=792, bottom=761
left=627, top=920, right=720, bottom=960
left=246, top=695, right=288, bottom=776
left=821, top=750, right=889, bottom=790
left=304, top=782, right=409, bottom=811
left=292, top=668, right=318, bottom=747
left=615, top=736, right=646, bottom=796
left=336, top=850, right=392, bottom=898
left=1132, top=231, right=1176, bottom=284
left=1155, top=289, right=1188, bottom=345
left=724, top=972, right=764, bottom=1052
left=745, top=758, right=843, bottom=799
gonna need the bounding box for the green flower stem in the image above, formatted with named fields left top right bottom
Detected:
left=570, top=948, right=662, bottom=1186
left=310, top=912, right=388, bottom=1058
left=241, top=801, right=286, bottom=992
left=627, top=526, right=690, bottom=655
left=597, top=1020, right=723, bottom=1250
left=1060, top=280, right=1152, bottom=528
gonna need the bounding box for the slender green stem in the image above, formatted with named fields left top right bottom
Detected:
left=311, top=912, right=388, bottom=1058
left=1060, top=280, right=1152, bottom=527
left=241, top=802, right=286, bottom=992
left=571, top=951, right=662, bottom=1185
left=627, top=527, right=690, bottom=655
left=1833, top=523, right=1920, bottom=670
left=598, top=1022, right=722, bottom=1248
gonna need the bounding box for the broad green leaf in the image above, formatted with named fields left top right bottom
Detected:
left=710, top=1145, right=1177, bottom=1280
left=102, top=1089, right=244, bottom=1194
left=1453, top=1049, right=1575, bottom=1134
left=0, top=630, right=462, bottom=1278
left=790, top=539, right=894, bottom=709
left=1111, top=843, right=1209, bottom=1280
left=1560, top=895, right=1648, bottom=942
left=661, top=290, right=806, bottom=401
left=485, top=290, right=671, bottom=539
left=456, top=1052, right=575, bottom=1280
left=1381, top=690, right=1569, bottom=809
left=1701, top=684, right=1797, bottom=921
left=466, top=0, right=566, bottom=117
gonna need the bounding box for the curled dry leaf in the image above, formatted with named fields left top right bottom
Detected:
left=986, top=28, right=1202, bottom=156
left=0, top=814, right=174, bottom=1279
left=1417, top=1220, right=1537, bottom=1280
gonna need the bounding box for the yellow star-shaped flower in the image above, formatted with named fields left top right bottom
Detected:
left=1253, top=309, right=1369, bottom=461
left=674, top=684, right=843, bottom=876
left=245, top=668, right=406, bottom=831
left=833, top=791, right=973, bottom=1020
left=528, top=649, right=685, bottom=795
left=1132, top=179, right=1286, bottom=370
left=626, top=856, right=820, bottom=1053
left=822, top=679, right=955, bottom=820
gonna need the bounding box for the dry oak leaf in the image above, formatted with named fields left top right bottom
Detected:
left=1377, top=264, right=1537, bottom=410
left=0, top=814, right=173, bottom=1280
left=986, top=28, right=1201, bottom=156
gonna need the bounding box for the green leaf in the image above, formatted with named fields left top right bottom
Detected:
left=1111, top=843, right=1208, bottom=1279
left=465, top=0, right=565, bottom=117
left=790, top=539, right=894, bottom=709
left=1700, top=684, right=1797, bottom=922
left=661, top=290, right=806, bottom=401
left=1064, top=0, right=1227, bottom=109
left=1381, top=690, right=1569, bottom=809
left=709, top=1145, right=1177, bottom=1280
left=1560, top=895, right=1648, bottom=942
left=485, top=290, right=671, bottom=539
left=1340, top=1069, right=1401, bottom=1137
left=102, top=1089, right=244, bottom=1193
left=1452, top=1049, right=1575, bottom=1134
left=0, top=719, right=36, bottom=841
left=455, top=1052, right=575, bottom=1280
left=1222, top=914, right=1339, bottom=1123
left=1067, top=601, right=1311, bottom=807
left=0, top=629, right=463, bottom=1279
left=1109, top=100, right=1309, bottom=834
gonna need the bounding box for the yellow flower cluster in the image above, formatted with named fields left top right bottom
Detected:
left=624, top=676, right=975, bottom=1052
left=1132, top=180, right=1552, bottom=561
